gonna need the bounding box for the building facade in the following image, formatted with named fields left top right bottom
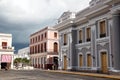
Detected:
left=0, top=33, right=14, bottom=69
left=17, top=47, right=30, bottom=59
left=54, top=0, right=120, bottom=73
left=30, top=27, right=59, bottom=69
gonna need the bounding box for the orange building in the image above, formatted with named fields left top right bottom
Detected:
left=30, top=27, right=58, bottom=70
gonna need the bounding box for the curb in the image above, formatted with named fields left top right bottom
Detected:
left=43, top=70, right=120, bottom=80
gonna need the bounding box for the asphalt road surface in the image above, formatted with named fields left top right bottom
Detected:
left=0, top=70, right=112, bottom=80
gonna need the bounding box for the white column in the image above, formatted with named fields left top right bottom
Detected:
left=11, top=54, right=14, bottom=69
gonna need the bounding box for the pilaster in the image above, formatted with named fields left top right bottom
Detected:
left=112, top=10, right=120, bottom=71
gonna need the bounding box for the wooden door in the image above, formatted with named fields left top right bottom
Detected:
left=79, top=55, right=83, bottom=67
left=101, top=52, right=108, bottom=73
left=87, top=54, right=92, bottom=67
left=64, top=56, right=67, bottom=70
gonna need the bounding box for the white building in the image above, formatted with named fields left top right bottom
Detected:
left=17, top=47, right=30, bottom=59
left=0, top=33, right=14, bottom=69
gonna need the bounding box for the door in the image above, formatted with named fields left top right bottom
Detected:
left=1, top=63, right=7, bottom=69
left=87, top=54, right=92, bottom=67
left=79, top=55, right=83, bottom=67
left=101, top=52, right=108, bottom=73
left=64, top=56, right=67, bottom=70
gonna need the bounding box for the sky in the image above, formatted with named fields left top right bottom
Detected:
left=0, top=0, right=91, bottom=53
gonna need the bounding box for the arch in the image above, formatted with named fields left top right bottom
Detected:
left=54, top=42, right=58, bottom=52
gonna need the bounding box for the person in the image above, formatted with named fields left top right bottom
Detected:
left=52, top=64, right=55, bottom=70
left=5, top=66, right=8, bottom=71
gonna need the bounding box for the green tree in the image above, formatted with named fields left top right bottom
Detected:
left=14, top=58, right=30, bottom=68
left=22, top=58, right=30, bottom=66
left=14, top=58, right=22, bottom=63
left=14, top=58, right=22, bottom=68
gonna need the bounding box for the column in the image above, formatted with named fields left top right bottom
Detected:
left=58, top=35, right=62, bottom=69
left=112, top=10, right=120, bottom=71
left=11, top=54, right=14, bottom=69
left=0, top=53, right=1, bottom=69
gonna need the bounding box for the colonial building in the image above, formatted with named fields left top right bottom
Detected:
left=17, top=47, right=30, bottom=59
left=0, top=33, right=14, bottom=69
left=30, top=27, right=58, bottom=69
left=54, top=0, right=120, bottom=73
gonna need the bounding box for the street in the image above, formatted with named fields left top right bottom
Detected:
left=0, top=70, right=113, bottom=80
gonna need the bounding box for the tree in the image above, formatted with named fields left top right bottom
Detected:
left=14, top=58, right=22, bottom=64
left=14, top=58, right=30, bottom=68
left=14, top=58, right=22, bottom=68
left=22, top=58, right=30, bottom=66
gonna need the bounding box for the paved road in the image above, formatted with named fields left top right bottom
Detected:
left=0, top=70, right=112, bottom=80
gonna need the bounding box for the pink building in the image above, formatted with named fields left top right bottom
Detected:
left=30, top=27, right=58, bottom=69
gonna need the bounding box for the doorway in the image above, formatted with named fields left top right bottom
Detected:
left=1, top=63, right=7, bottom=69
left=79, top=54, right=83, bottom=67
left=1, top=63, right=11, bottom=69
left=101, top=52, right=108, bottom=73
left=64, top=56, right=67, bottom=70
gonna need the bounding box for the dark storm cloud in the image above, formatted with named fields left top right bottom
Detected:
left=0, top=0, right=89, bottom=52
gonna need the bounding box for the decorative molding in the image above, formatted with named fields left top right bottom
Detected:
left=96, top=37, right=109, bottom=44
left=76, top=42, right=91, bottom=48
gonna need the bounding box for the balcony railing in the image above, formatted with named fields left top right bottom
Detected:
left=86, top=38, right=91, bottom=42
left=0, top=46, right=14, bottom=51
left=100, top=33, right=106, bottom=38
left=79, top=40, right=82, bottom=43
left=30, top=49, right=58, bottom=55
left=63, top=43, right=67, bottom=45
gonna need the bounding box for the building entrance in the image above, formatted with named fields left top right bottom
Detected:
left=1, top=63, right=7, bottom=69
left=101, top=52, right=108, bottom=73
left=64, top=56, right=67, bottom=70
left=1, top=62, right=11, bottom=69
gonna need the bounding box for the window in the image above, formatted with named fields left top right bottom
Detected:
left=33, top=46, right=35, bottom=53
left=36, top=37, right=37, bottom=42
left=33, top=38, right=34, bottom=43
left=79, top=30, right=82, bottom=43
left=45, top=32, right=47, bottom=38
left=41, top=34, right=43, bottom=41
left=38, top=35, right=40, bottom=41
left=54, top=32, right=57, bottom=38
left=44, top=42, right=47, bottom=52
left=99, top=21, right=106, bottom=38
left=30, top=46, right=34, bottom=54
left=2, top=42, right=7, bottom=49
left=38, top=45, right=40, bottom=53
left=54, top=42, right=58, bottom=52
left=63, top=34, right=67, bottom=45
left=35, top=45, right=37, bottom=53
left=41, top=44, right=43, bottom=52
left=86, top=27, right=91, bottom=42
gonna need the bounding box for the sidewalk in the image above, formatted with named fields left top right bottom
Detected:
left=43, top=70, right=120, bottom=80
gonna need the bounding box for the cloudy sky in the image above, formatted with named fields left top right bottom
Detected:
left=0, top=0, right=91, bottom=53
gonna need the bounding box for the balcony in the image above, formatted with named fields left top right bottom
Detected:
left=79, top=40, right=82, bottom=43
left=63, top=43, right=67, bottom=45
left=0, top=46, right=14, bottom=51
left=100, top=33, right=106, bottom=38
left=86, top=38, right=91, bottom=42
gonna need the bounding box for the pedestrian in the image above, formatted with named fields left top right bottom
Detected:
left=5, top=66, right=8, bottom=71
